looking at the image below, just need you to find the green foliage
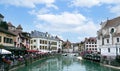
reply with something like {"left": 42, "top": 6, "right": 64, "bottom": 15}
{"left": 0, "top": 21, "right": 8, "bottom": 30}
{"left": 0, "top": 44, "right": 3, "bottom": 49}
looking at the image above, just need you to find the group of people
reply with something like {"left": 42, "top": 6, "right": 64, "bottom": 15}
{"left": 0, "top": 52, "right": 54, "bottom": 71}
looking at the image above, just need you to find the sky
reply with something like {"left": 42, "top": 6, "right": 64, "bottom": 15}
{"left": 0, "top": 0, "right": 120, "bottom": 43}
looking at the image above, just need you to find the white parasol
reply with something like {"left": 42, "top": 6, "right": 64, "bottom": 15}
{"left": 0, "top": 49, "right": 11, "bottom": 54}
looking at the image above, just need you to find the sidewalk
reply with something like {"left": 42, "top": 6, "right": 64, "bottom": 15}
{"left": 101, "top": 63, "right": 120, "bottom": 69}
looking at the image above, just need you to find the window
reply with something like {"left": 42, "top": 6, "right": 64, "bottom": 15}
{"left": 39, "top": 46, "right": 41, "bottom": 49}
{"left": 108, "top": 48, "right": 110, "bottom": 53}
{"left": 107, "top": 39, "right": 109, "bottom": 43}
{"left": 102, "top": 37, "right": 104, "bottom": 45}
{"left": 117, "top": 38, "right": 119, "bottom": 42}
{"left": 110, "top": 28, "right": 114, "bottom": 34}
{"left": 34, "top": 40, "right": 36, "bottom": 42}
{"left": 10, "top": 39, "right": 13, "bottom": 44}
{"left": 34, "top": 46, "right": 36, "bottom": 48}
{"left": 89, "top": 48, "right": 91, "bottom": 50}
{"left": 95, "top": 48, "right": 97, "bottom": 50}
{"left": 4, "top": 37, "right": 13, "bottom": 44}
{"left": 45, "top": 41, "right": 47, "bottom": 44}
{"left": 31, "top": 40, "right": 33, "bottom": 44}
{"left": 86, "top": 48, "right": 88, "bottom": 50}
{"left": 4, "top": 37, "right": 6, "bottom": 43}
{"left": 40, "top": 40, "right": 42, "bottom": 44}
{"left": 43, "top": 40, "right": 44, "bottom": 44}
{"left": 89, "top": 45, "right": 91, "bottom": 47}
{"left": 95, "top": 45, "right": 97, "bottom": 47}
{"left": 86, "top": 45, "right": 88, "bottom": 47}
{"left": 0, "top": 36, "right": 1, "bottom": 42}
{"left": 51, "top": 42, "right": 57, "bottom": 45}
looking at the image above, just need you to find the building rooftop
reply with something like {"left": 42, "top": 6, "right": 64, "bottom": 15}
{"left": 85, "top": 37, "right": 97, "bottom": 42}
{"left": 0, "top": 27, "right": 16, "bottom": 36}
{"left": 30, "top": 30, "right": 57, "bottom": 40}
{"left": 16, "top": 25, "right": 23, "bottom": 30}
{"left": 103, "top": 16, "right": 120, "bottom": 28}
{"left": 0, "top": 13, "right": 4, "bottom": 18}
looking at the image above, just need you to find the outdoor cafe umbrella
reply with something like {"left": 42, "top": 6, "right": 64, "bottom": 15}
{"left": 0, "top": 49, "right": 11, "bottom": 54}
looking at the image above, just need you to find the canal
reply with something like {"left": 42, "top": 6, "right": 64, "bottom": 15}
{"left": 15, "top": 54, "right": 119, "bottom": 71}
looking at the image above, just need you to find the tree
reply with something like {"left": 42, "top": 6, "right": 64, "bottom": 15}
{"left": 0, "top": 21, "right": 8, "bottom": 30}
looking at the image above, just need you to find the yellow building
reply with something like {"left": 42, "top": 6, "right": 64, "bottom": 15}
{"left": 0, "top": 27, "right": 15, "bottom": 47}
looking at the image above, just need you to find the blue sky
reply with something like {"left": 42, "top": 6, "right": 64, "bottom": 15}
{"left": 0, "top": 0, "right": 120, "bottom": 43}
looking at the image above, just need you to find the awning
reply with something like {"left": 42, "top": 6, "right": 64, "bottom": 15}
{"left": 3, "top": 46, "right": 26, "bottom": 51}
{"left": 0, "top": 49, "right": 11, "bottom": 54}
{"left": 27, "top": 50, "right": 39, "bottom": 52}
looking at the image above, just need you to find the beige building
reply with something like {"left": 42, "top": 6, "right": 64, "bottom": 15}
{"left": 0, "top": 27, "right": 15, "bottom": 47}
{"left": 8, "top": 23, "right": 31, "bottom": 49}
{"left": 62, "top": 40, "right": 73, "bottom": 52}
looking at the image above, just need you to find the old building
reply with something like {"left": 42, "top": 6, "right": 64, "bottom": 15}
{"left": 62, "top": 40, "right": 73, "bottom": 52}
{"left": 0, "top": 27, "right": 15, "bottom": 47}
{"left": 84, "top": 37, "right": 97, "bottom": 52}
{"left": 78, "top": 41, "right": 85, "bottom": 52}
{"left": 30, "top": 30, "right": 62, "bottom": 52}
{"left": 97, "top": 17, "right": 120, "bottom": 58}
{"left": 8, "top": 22, "right": 31, "bottom": 49}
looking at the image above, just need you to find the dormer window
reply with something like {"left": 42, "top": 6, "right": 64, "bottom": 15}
{"left": 110, "top": 28, "right": 114, "bottom": 34}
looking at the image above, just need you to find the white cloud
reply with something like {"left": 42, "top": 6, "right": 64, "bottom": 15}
{"left": 109, "top": 5, "right": 120, "bottom": 16}
{"left": 34, "top": 12, "right": 99, "bottom": 39}
{"left": 70, "top": 0, "right": 120, "bottom": 8}
{"left": 29, "top": 8, "right": 50, "bottom": 15}
{"left": 99, "top": 0, "right": 120, "bottom": 4}
{"left": 0, "top": 0, "right": 56, "bottom": 8}
{"left": 70, "top": 0, "right": 120, "bottom": 16}
{"left": 70, "top": 0, "right": 100, "bottom": 8}
{"left": 37, "top": 12, "right": 86, "bottom": 25}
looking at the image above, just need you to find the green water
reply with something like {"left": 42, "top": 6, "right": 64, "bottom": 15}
{"left": 16, "top": 55, "right": 120, "bottom": 71}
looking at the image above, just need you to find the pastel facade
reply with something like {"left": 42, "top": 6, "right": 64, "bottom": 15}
{"left": 84, "top": 37, "right": 97, "bottom": 52}
{"left": 8, "top": 22, "right": 31, "bottom": 49}
{"left": 0, "top": 28, "right": 15, "bottom": 47}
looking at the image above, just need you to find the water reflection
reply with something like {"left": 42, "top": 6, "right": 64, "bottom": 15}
{"left": 16, "top": 55, "right": 120, "bottom": 71}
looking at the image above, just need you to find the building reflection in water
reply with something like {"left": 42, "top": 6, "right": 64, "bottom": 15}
{"left": 16, "top": 55, "right": 120, "bottom": 71}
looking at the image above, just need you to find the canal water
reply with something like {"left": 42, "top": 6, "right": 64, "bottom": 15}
{"left": 16, "top": 55, "right": 119, "bottom": 71}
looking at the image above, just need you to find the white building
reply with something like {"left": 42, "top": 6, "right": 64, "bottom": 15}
{"left": 30, "top": 30, "right": 62, "bottom": 52}
{"left": 97, "top": 17, "right": 120, "bottom": 58}
{"left": 84, "top": 37, "right": 97, "bottom": 52}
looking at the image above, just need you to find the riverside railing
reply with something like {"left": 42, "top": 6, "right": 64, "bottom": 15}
{"left": 1, "top": 53, "right": 60, "bottom": 71}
